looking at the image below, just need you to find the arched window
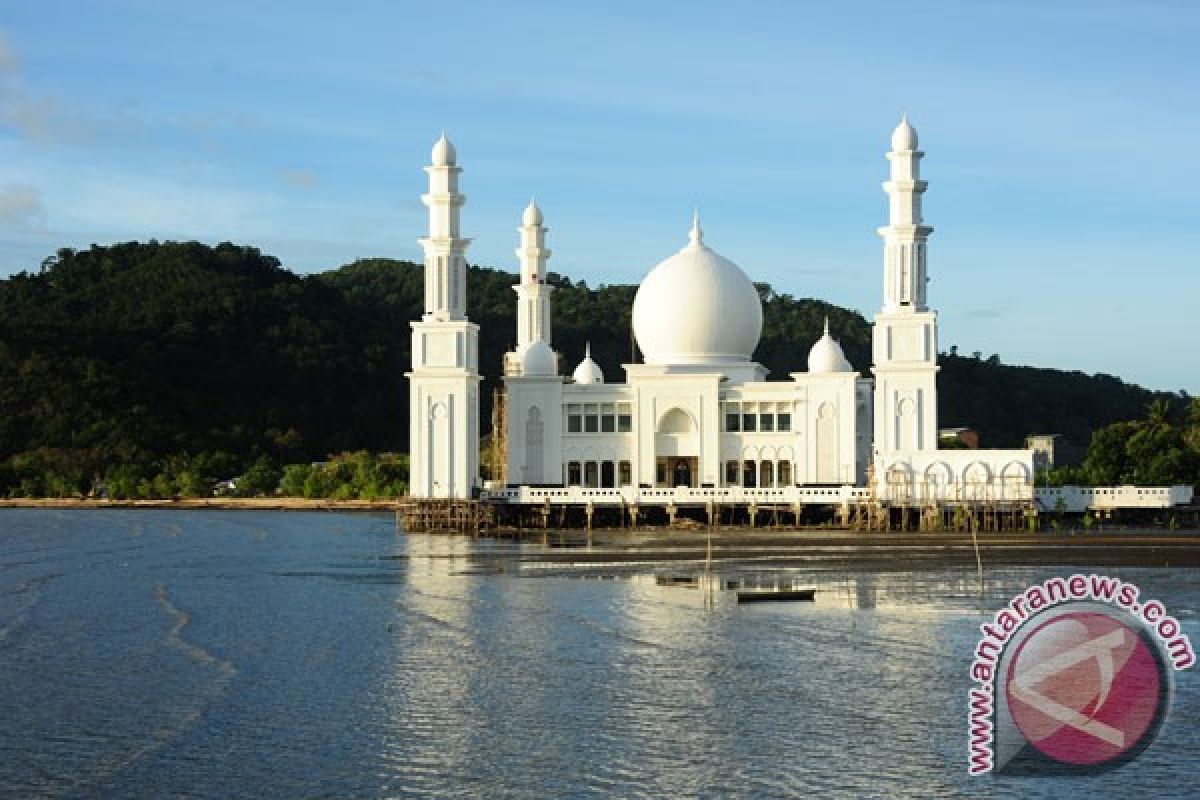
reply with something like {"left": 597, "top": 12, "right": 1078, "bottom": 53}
{"left": 658, "top": 408, "right": 694, "bottom": 434}
{"left": 760, "top": 460, "right": 774, "bottom": 488}
{"left": 777, "top": 461, "right": 792, "bottom": 487}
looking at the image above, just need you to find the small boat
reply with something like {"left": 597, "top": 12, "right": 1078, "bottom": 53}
{"left": 736, "top": 587, "right": 817, "bottom": 604}
{"left": 656, "top": 574, "right": 699, "bottom": 588}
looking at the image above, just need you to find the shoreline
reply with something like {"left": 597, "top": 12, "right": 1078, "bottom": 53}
{"left": 481, "top": 528, "right": 1200, "bottom": 569}
{"left": 3, "top": 498, "right": 1200, "bottom": 568}
{"left": 0, "top": 497, "right": 402, "bottom": 511}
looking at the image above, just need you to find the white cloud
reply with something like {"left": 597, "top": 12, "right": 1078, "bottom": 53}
{"left": 0, "top": 183, "right": 46, "bottom": 231}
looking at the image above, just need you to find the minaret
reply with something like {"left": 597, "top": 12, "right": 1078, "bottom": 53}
{"left": 502, "top": 201, "right": 563, "bottom": 488}
{"left": 505, "top": 200, "right": 555, "bottom": 374}
{"left": 420, "top": 133, "right": 469, "bottom": 320}
{"left": 872, "top": 116, "right": 939, "bottom": 456}
{"left": 407, "top": 133, "right": 481, "bottom": 498}
{"left": 880, "top": 114, "right": 932, "bottom": 311}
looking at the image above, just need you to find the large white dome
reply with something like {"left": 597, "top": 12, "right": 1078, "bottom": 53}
{"left": 632, "top": 217, "right": 762, "bottom": 366}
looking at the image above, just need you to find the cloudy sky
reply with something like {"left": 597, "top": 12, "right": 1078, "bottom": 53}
{"left": 1, "top": 0, "right": 1196, "bottom": 392}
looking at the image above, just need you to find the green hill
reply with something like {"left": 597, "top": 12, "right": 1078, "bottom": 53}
{"left": 0, "top": 240, "right": 1183, "bottom": 495}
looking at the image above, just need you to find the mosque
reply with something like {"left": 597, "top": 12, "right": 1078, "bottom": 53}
{"left": 406, "top": 118, "right": 1035, "bottom": 507}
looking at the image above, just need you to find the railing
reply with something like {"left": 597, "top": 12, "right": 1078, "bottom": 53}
{"left": 482, "top": 483, "right": 1194, "bottom": 510}
{"left": 483, "top": 485, "right": 871, "bottom": 506}
{"left": 1034, "top": 485, "right": 1194, "bottom": 512}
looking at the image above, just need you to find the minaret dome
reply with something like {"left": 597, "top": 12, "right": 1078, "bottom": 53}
{"left": 432, "top": 133, "right": 457, "bottom": 167}
{"left": 522, "top": 199, "right": 543, "bottom": 227}
{"left": 890, "top": 115, "right": 918, "bottom": 151}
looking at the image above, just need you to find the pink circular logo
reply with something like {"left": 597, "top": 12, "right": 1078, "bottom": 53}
{"left": 1005, "top": 611, "right": 1167, "bottom": 766}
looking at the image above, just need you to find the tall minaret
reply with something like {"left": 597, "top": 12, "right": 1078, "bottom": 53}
{"left": 407, "top": 133, "right": 481, "bottom": 498}
{"left": 872, "top": 116, "right": 939, "bottom": 456}
{"left": 505, "top": 200, "right": 555, "bottom": 374}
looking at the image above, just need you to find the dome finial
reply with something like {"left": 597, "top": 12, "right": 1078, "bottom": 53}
{"left": 688, "top": 208, "right": 704, "bottom": 248}
{"left": 585, "top": 340, "right": 591, "bottom": 357}
{"left": 823, "top": 316, "right": 830, "bottom": 335}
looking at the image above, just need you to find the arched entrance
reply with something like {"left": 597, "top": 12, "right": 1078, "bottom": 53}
{"left": 655, "top": 407, "right": 698, "bottom": 488}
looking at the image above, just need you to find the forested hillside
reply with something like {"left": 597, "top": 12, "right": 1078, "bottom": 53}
{"left": 0, "top": 240, "right": 1183, "bottom": 496}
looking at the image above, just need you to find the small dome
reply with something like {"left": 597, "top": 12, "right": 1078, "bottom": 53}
{"left": 431, "top": 132, "right": 456, "bottom": 166}
{"left": 891, "top": 115, "right": 918, "bottom": 151}
{"left": 631, "top": 214, "right": 763, "bottom": 366}
{"left": 522, "top": 199, "right": 543, "bottom": 227}
{"left": 572, "top": 342, "right": 604, "bottom": 385}
{"left": 518, "top": 340, "right": 556, "bottom": 376}
{"left": 808, "top": 318, "right": 853, "bottom": 373}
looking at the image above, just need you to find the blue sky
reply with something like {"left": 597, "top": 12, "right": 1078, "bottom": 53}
{"left": 1, "top": 0, "right": 1196, "bottom": 393}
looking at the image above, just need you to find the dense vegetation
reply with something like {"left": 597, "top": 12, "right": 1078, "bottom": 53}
{"left": 1046, "top": 399, "right": 1200, "bottom": 488}
{"left": 0, "top": 240, "right": 1189, "bottom": 497}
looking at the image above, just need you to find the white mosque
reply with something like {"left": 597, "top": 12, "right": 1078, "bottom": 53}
{"left": 407, "top": 118, "right": 1036, "bottom": 507}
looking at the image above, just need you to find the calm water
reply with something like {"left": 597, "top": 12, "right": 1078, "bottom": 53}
{"left": 0, "top": 510, "right": 1197, "bottom": 799}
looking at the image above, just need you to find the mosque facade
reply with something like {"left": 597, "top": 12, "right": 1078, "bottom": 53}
{"left": 407, "top": 120, "right": 1034, "bottom": 504}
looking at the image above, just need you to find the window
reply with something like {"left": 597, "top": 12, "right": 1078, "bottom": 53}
{"left": 760, "top": 460, "right": 774, "bottom": 488}
{"left": 742, "top": 411, "right": 757, "bottom": 432}
{"left": 778, "top": 460, "right": 792, "bottom": 486}
{"left": 566, "top": 404, "right": 582, "bottom": 433}
{"left": 724, "top": 402, "right": 740, "bottom": 432}
{"left": 617, "top": 403, "right": 633, "bottom": 433}
{"left": 656, "top": 459, "right": 668, "bottom": 486}
{"left": 777, "top": 411, "right": 792, "bottom": 432}
{"left": 584, "top": 461, "right": 599, "bottom": 488}
{"left": 760, "top": 411, "right": 775, "bottom": 432}
{"left": 743, "top": 460, "right": 757, "bottom": 488}
{"left": 725, "top": 460, "right": 740, "bottom": 486}
{"left": 601, "top": 461, "right": 615, "bottom": 488}
{"left": 618, "top": 461, "right": 632, "bottom": 487}
{"left": 567, "top": 461, "right": 582, "bottom": 485}
{"left": 601, "top": 403, "right": 616, "bottom": 433}
{"left": 584, "top": 403, "right": 599, "bottom": 433}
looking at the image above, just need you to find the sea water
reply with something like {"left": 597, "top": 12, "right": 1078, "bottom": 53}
{"left": 0, "top": 509, "right": 1196, "bottom": 798}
